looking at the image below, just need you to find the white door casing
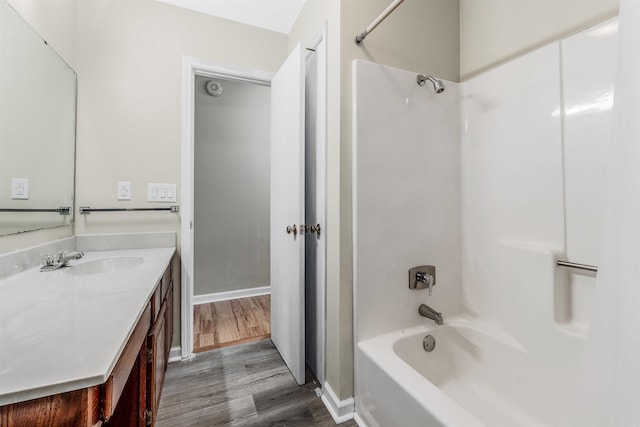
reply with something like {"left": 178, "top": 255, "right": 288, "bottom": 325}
{"left": 270, "top": 43, "right": 306, "bottom": 385}
{"left": 181, "top": 57, "right": 272, "bottom": 359}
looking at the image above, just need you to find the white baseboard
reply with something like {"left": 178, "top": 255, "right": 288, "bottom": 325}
{"left": 168, "top": 346, "right": 182, "bottom": 363}
{"left": 193, "top": 286, "right": 270, "bottom": 305}
{"left": 321, "top": 381, "right": 355, "bottom": 424}
{"left": 353, "top": 412, "right": 367, "bottom": 427}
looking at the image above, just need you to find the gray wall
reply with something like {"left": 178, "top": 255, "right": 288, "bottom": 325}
{"left": 194, "top": 76, "right": 270, "bottom": 296}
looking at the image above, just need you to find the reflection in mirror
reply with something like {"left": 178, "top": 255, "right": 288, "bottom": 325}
{"left": 0, "top": 0, "right": 76, "bottom": 236}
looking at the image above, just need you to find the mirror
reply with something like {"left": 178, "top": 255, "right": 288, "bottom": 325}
{"left": 0, "top": 0, "right": 76, "bottom": 236}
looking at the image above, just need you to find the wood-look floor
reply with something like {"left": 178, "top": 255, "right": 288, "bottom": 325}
{"left": 157, "top": 339, "right": 358, "bottom": 427}
{"left": 194, "top": 295, "right": 271, "bottom": 353}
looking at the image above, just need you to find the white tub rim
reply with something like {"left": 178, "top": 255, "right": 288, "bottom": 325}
{"left": 357, "top": 322, "right": 483, "bottom": 427}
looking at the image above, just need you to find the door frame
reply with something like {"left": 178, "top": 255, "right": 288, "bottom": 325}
{"left": 180, "top": 57, "right": 272, "bottom": 359}
{"left": 179, "top": 37, "right": 328, "bottom": 371}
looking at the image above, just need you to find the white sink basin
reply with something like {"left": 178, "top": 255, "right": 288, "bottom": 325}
{"left": 66, "top": 257, "right": 144, "bottom": 276}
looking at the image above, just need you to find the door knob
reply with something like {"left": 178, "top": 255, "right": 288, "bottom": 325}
{"left": 301, "top": 224, "right": 321, "bottom": 236}
{"left": 286, "top": 224, "right": 298, "bottom": 235}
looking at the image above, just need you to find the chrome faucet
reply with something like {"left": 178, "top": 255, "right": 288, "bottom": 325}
{"left": 41, "top": 250, "right": 84, "bottom": 271}
{"left": 418, "top": 304, "right": 444, "bottom": 326}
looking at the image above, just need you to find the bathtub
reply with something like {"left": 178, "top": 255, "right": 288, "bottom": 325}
{"left": 355, "top": 316, "right": 572, "bottom": 427}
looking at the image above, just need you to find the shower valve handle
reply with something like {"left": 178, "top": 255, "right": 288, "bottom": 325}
{"left": 409, "top": 266, "right": 437, "bottom": 294}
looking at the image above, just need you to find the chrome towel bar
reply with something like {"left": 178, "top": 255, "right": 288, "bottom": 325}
{"left": 557, "top": 260, "right": 598, "bottom": 273}
{"left": 0, "top": 207, "right": 71, "bottom": 215}
{"left": 79, "top": 206, "right": 179, "bottom": 215}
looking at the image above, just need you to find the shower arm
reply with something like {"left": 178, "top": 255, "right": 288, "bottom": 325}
{"left": 355, "top": 0, "right": 405, "bottom": 45}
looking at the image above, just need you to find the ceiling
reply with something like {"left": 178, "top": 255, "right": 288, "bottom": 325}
{"left": 156, "top": 0, "right": 306, "bottom": 34}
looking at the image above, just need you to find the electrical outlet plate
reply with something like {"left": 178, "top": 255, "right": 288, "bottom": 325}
{"left": 117, "top": 181, "right": 131, "bottom": 200}
{"left": 148, "top": 183, "right": 176, "bottom": 202}
{"left": 11, "top": 178, "right": 29, "bottom": 199}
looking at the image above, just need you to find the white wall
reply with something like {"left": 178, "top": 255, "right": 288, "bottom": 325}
{"left": 73, "top": 0, "right": 287, "bottom": 238}
{"left": 7, "top": 0, "right": 77, "bottom": 68}
{"left": 72, "top": 0, "right": 286, "bottom": 349}
{"left": 3, "top": 0, "right": 288, "bottom": 350}
{"left": 460, "top": 0, "right": 618, "bottom": 79}
{"left": 193, "top": 76, "right": 270, "bottom": 295}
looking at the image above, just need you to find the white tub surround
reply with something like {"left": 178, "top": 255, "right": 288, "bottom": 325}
{"left": 0, "top": 247, "right": 175, "bottom": 405}
{"left": 352, "top": 58, "right": 462, "bottom": 424}
{"left": 352, "top": 60, "right": 462, "bottom": 344}
{"left": 353, "top": 18, "right": 618, "bottom": 427}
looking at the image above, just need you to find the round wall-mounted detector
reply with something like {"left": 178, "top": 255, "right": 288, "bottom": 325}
{"left": 206, "top": 80, "right": 223, "bottom": 97}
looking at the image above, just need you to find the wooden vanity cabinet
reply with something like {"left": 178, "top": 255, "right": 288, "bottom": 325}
{"left": 103, "top": 258, "right": 174, "bottom": 427}
{"left": 0, "top": 258, "right": 174, "bottom": 427}
{"left": 102, "top": 303, "right": 151, "bottom": 426}
{"left": 146, "top": 262, "right": 173, "bottom": 426}
{"left": 0, "top": 387, "right": 101, "bottom": 426}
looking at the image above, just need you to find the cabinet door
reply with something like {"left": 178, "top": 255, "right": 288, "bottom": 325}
{"left": 147, "top": 303, "right": 167, "bottom": 425}
{"left": 164, "top": 284, "right": 173, "bottom": 362}
{"left": 103, "top": 344, "right": 146, "bottom": 427}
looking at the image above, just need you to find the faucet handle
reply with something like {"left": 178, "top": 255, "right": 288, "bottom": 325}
{"left": 42, "top": 254, "right": 55, "bottom": 267}
{"left": 409, "top": 265, "right": 436, "bottom": 292}
{"left": 416, "top": 272, "right": 434, "bottom": 295}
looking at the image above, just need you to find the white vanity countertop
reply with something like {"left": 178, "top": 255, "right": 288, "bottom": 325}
{"left": 0, "top": 247, "right": 175, "bottom": 406}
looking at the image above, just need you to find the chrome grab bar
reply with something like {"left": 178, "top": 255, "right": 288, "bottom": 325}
{"left": 557, "top": 260, "right": 598, "bottom": 273}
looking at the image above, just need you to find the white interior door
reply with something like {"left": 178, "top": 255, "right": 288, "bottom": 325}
{"left": 270, "top": 43, "right": 306, "bottom": 385}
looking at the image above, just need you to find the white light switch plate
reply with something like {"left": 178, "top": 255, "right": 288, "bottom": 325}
{"left": 117, "top": 181, "right": 131, "bottom": 200}
{"left": 11, "top": 178, "right": 29, "bottom": 199}
{"left": 148, "top": 183, "right": 176, "bottom": 202}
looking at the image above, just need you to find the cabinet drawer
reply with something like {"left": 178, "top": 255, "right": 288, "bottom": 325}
{"left": 100, "top": 303, "right": 151, "bottom": 422}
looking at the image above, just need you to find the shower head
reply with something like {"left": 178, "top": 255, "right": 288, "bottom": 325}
{"left": 417, "top": 74, "right": 445, "bottom": 93}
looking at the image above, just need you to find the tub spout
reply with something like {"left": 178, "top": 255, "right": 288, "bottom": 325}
{"left": 418, "top": 304, "right": 443, "bottom": 326}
